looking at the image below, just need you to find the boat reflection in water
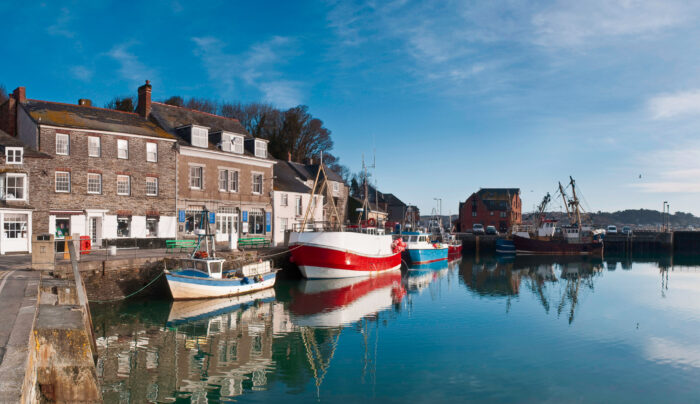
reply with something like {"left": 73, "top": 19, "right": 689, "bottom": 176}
{"left": 460, "top": 255, "right": 603, "bottom": 323}
{"left": 289, "top": 268, "right": 405, "bottom": 328}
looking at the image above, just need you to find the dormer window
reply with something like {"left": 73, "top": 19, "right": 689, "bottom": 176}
{"left": 220, "top": 132, "right": 244, "bottom": 154}
{"left": 5, "top": 147, "right": 23, "bottom": 164}
{"left": 191, "top": 126, "right": 209, "bottom": 148}
{"left": 255, "top": 140, "right": 267, "bottom": 158}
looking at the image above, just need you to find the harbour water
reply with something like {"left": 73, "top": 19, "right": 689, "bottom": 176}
{"left": 91, "top": 255, "right": 700, "bottom": 403}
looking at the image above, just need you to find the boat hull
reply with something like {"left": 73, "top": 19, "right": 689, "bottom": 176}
{"left": 406, "top": 247, "right": 448, "bottom": 265}
{"left": 165, "top": 271, "right": 276, "bottom": 300}
{"left": 512, "top": 235, "right": 603, "bottom": 256}
{"left": 496, "top": 238, "right": 516, "bottom": 254}
{"left": 289, "top": 232, "right": 401, "bottom": 279}
{"left": 448, "top": 244, "right": 462, "bottom": 260}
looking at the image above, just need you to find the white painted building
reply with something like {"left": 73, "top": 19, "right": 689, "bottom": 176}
{"left": 272, "top": 160, "right": 323, "bottom": 246}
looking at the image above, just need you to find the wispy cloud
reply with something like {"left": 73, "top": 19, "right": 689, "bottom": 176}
{"left": 46, "top": 7, "right": 74, "bottom": 38}
{"left": 106, "top": 42, "right": 155, "bottom": 86}
{"left": 70, "top": 66, "right": 93, "bottom": 82}
{"left": 192, "top": 36, "right": 303, "bottom": 107}
{"left": 629, "top": 143, "right": 700, "bottom": 193}
{"left": 645, "top": 337, "right": 700, "bottom": 368}
{"left": 648, "top": 90, "right": 700, "bottom": 119}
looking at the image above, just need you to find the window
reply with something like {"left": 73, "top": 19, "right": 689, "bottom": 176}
{"left": 146, "top": 143, "right": 157, "bottom": 162}
{"left": 117, "top": 175, "right": 130, "bottom": 195}
{"left": 295, "top": 196, "right": 302, "bottom": 216}
{"left": 281, "top": 193, "right": 288, "bottom": 206}
{"left": 252, "top": 173, "right": 263, "bottom": 194}
{"left": 1, "top": 174, "right": 26, "bottom": 200}
{"left": 500, "top": 212, "right": 506, "bottom": 218}
{"left": 117, "top": 139, "right": 129, "bottom": 159}
{"left": 191, "top": 127, "right": 208, "bottom": 148}
{"left": 117, "top": 217, "right": 131, "bottom": 238}
{"left": 54, "top": 218, "right": 70, "bottom": 239}
{"left": 189, "top": 166, "right": 203, "bottom": 189}
{"left": 219, "top": 170, "right": 228, "bottom": 191}
{"left": 56, "top": 133, "right": 69, "bottom": 155}
{"left": 249, "top": 209, "right": 265, "bottom": 235}
{"left": 5, "top": 147, "right": 22, "bottom": 164}
{"left": 146, "top": 177, "right": 158, "bottom": 196}
{"left": 87, "top": 173, "right": 102, "bottom": 194}
{"left": 229, "top": 170, "right": 238, "bottom": 192}
{"left": 88, "top": 137, "right": 100, "bottom": 157}
{"left": 55, "top": 171, "right": 70, "bottom": 193}
{"left": 146, "top": 218, "right": 158, "bottom": 237}
{"left": 232, "top": 136, "right": 244, "bottom": 154}
{"left": 472, "top": 211, "right": 477, "bottom": 217}
{"left": 254, "top": 140, "right": 267, "bottom": 158}
{"left": 490, "top": 211, "right": 494, "bottom": 216}
{"left": 280, "top": 218, "right": 288, "bottom": 232}
{"left": 333, "top": 182, "right": 339, "bottom": 192}
{"left": 4, "top": 214, "right": 28, "bottom": 239}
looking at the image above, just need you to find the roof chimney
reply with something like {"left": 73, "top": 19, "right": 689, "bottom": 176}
{"left": 137, "top": 80, "right": 152, "bottom": 118}
{"left": 0, "top": 87, "right": 25, "bottom": 136}
{"left": 12, "top": 87, "right": 26, "bottom": 104}
{"left": 78, "top": 99, "right": 92, "bottom": 107}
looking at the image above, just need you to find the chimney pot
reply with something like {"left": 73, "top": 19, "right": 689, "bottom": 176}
{"left": 12, "top": 87, "right": 26, "bottom": 103}
{"left": 137, "top": 80, "right": 152, "bottom": 118}
{"left": 78, "top": 99, "right": 92, "bottom": 107}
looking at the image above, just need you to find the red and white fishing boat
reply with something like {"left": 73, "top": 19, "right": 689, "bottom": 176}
{"left": 289, "top": 229, "right": 402, "bottom": 278}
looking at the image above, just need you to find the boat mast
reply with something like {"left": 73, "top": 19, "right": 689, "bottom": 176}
{"left": 535, "top": 193, "right": 551, "bottom": 229}
{"left": 558, "top": 182, "right": 573, "bottom": 224}
{"left": 569, "top": 176, "right": 582, "bottom": 229}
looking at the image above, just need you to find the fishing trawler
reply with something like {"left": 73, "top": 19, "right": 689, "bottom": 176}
{"left": 289, "top": 155, "right": 402, "bottom": 279}
{"left": 402, "top": 231, "right": 449, "bottom": 265}
{"left": 512, "top": 177, "right": 603, "bottom": 256}
{"left": 164, "top": 210, "right": 277, "bottom": 300}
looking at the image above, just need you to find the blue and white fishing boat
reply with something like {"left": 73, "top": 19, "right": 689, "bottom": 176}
{"left": 496, "top": 238, "right": 516, "bottom": 254}
{"left": 401, "top": 232, "right": 448, "bottom": 265}
{"left": 164, "top": 210, "right": 277, "bottom": 300}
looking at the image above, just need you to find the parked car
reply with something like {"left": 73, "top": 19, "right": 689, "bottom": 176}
{"left": 621, "top": 226, "right": 632, "bottom": 235}
{"left": 473, "top": 224, "right": 485, "bottom": 234}
{"left": 486, "top": 225, "right": 498, "bottom": 235}
{"left": 606, "top": 225, "right": 618, "bottom": 234}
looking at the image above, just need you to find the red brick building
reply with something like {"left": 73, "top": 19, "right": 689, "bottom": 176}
{"left": 459, "top": 188, "right": 521, "bottom": 233}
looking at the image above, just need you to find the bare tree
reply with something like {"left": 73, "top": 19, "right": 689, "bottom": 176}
{"left": 184, "top": 97, "right": 217, "bottom": 114}
{"left": 163, "top": 96, "right": 184, "bottom": 107}
{"left": 104, "top": 96, "right": 135, "bottom": 112}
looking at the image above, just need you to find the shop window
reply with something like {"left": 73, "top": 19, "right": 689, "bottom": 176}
{"left": 4, "top": 214, "right": 28, "bottom": 239}
{"left": 55, "top": 218, "right": 70, "bottom": 239}
{"left": 117, "top": 217, "right": 131, "bottom": 238}
{"left": 249, "top": 209, "right": 265, "bottom": 235}
{"left": 185, "top": 209, "right": 206, "bottom": 234}
{"left": 146, "top": 218, "right": 158, "bottom": 237}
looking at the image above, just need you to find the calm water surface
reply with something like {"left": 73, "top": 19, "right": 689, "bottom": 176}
{"left": 91, "top": 255, "right": 700, "bottom": 403}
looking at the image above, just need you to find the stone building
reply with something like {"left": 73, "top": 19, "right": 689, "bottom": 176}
{"left": 147, "top": 91, "right": 275, "bottom": 241}
{"left": 272, "top": 160, "right": 323, "bottom": 246}
{"left": 0, "top": 85, "right": 178, "bottom": 247}
{"left": 459, "top": 188, "right": 522, "bottom": 233}
{"left": 0, "top": 129, "right": 51, "bottom": 254}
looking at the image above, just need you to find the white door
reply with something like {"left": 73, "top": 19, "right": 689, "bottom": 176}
{"left": 216, "top": 214, "right": 239, "bottom": 242}
{"left": 3, "top": 213, "right": 29, "bottom": 253}
{"left": 89, "top": 217, "right": 102, "bottom": 245}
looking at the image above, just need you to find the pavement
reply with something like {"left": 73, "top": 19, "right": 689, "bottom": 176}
{"left": 0, "top": 268, "right": 39, "bottom": 371}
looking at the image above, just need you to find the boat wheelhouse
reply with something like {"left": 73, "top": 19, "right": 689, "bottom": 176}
{"left": 401, "top": 231, "right": 448, "bottom": 265}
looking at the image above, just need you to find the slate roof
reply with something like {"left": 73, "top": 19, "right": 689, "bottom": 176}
{"left": 22, "top": 100, "right": 175, "bottom": 140}
{"left": 273, "top": 160, "right": 313, "bottom": 194}
{"left": 287, "top": 161, "right": 345, "bottom": 184}
{"left": 476, "top": 188, "right": 520, "bottom": 200}
{"left": 0, "top": 128, "right": 50, "bottom": 158}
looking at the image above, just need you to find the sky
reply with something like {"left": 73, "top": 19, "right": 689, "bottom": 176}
{"left": 2, "top": 0, "right": 700, "bottom": 216}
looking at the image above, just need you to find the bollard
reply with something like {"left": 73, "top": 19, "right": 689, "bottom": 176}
{"left": 63, "top": 236, "right": 71, "bottom": 260}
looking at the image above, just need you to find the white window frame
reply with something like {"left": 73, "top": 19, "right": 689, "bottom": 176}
{"left": 189, "top": 166, "right": 203, "bottom": 190}
{"left": 281, "top": 193, "right": 288, "bottom": 206}
{"left": 117, "top": 139, "right": 129, "bottom": 159}
{"left": 88, "top": 136, "right": 101, "bottom": 157}
{"left": 280, "top": 218, "right": 288, "bottom": 232}
{"left": 252, "top": 173, "right": 263, "bottom": 194}
{"left": 55, "top": 171, "right": 71, "bottom": 193}
{"left": 146, "top": 142, "right": 157, "bottom": 162}
{"left": 87, "top": 173, "right": 102, "bottom": 194}
{"left": 146, "top": 177, "right": 158, "bottom": 196}
{"left": 56, "top": 133, "right": 69, "bottom": 155}
{"left": 295, "top": 196, "right": 303, "bottom": 216}
{"left": 232, "top": 135, "right": 244, "bottom": 154}
{"left": 3, "top": 173, "right": 27, "bottom": 201}
{"left": 5, "top": 147, "right": 23, "bottom": 164}
{"left": 191, "top": 126, "right": 209, "bottom": 148}
{"left": 117, "top": 175, "right": 131, "bottom": 196}
{"left": 254, "top": 140, "right": 267, "bottom": 158}
{"left": 219, "top": 169, "right": 228, "bottom": 192}
{"left": 229, "top": 170, "right": 238, "bottom": 192}
{"left": 146, "top": 218, "right": 158, "bottom": 237}
{"left": 117, "top": 217, "right": 131, "bottom": 238}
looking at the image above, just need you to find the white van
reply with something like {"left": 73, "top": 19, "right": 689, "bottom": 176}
{"left": 606, "top": 225, "right": 618, "bottom": 234}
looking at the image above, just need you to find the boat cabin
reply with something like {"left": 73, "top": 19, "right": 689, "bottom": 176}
{"left": 538, "top": 220, "right": 558, "bottom": 237}
{"left": 179, "top": 258, "right": 225, "bottom": 279}
{"left": 401, "top": 232, "right": 431, "bottom": 244}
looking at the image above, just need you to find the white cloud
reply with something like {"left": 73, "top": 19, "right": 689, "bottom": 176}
{"left": 70, "top": 66, "right": 93, "bottom": 82}
{"left": 645, "top": 337, "right": 700, "bottom": 368}
{"left": 648, "top": 90, "right": 700, "bottom": 119}
{"left": 47, "top": 7, "right": 74, "bottom": 38}
{"left": 106, "top": 43, "right": 155, "bottom": 85}
{"left": 628, "top": 143, "right": 700, "bottom": 193}
{"left": 532, "top": 0, "right": 691, "bottom": 48}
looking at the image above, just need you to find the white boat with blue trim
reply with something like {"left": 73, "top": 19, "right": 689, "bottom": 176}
{"left": 164, "top": 209, "right": 277, "bottom": 300}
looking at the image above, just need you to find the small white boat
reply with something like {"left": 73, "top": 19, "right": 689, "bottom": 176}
{"left": 167, "top": 288, "right": 276, "bottom": 326}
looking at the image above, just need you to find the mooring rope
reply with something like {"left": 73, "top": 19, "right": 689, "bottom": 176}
{"left": 89, "top": 271, "right": 165, "bottom": 304}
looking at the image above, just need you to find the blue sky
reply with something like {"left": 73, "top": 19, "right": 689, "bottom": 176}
{"left": 3, "top": 0, "right": 700, "bottom": 216}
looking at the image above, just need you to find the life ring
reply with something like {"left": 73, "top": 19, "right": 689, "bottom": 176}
{"left": 368, "top": 218, "right": 376, "bottom": 226}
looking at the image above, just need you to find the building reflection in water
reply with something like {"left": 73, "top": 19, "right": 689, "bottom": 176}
{"left": 92, "top": 268, "right": 407, "bottom": 402}
{"left": 460, "top": 255, "right": 604, "bottom": 323}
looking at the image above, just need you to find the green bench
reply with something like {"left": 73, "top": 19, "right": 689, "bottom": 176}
{"left": 237, "top": 237, "right": 270, "bottom": 248}
{"left": 165, "top": 239, "right": 198, "bottom": 253}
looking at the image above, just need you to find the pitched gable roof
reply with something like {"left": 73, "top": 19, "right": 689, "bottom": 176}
{"left": 23, "top": 100, "right": 175, "bottom": 139}
{"left": 273, "top": 160, "right": 313, "bottom": 193}
{"left": 150, "top": 102, "right": 250, "bottom": 137}
{"left": 0, "top": 128, "right": 50, "bottom": 158}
